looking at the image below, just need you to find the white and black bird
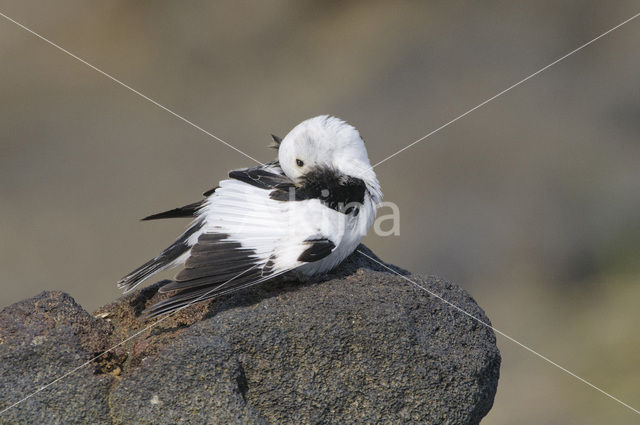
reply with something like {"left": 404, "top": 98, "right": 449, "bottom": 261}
{"left": 118, "top": 115, "right": 382, "bottom": 317}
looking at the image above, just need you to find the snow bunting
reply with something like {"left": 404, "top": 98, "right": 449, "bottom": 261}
{"left": 118, "top": 115, "right": 382, "bottom": 317}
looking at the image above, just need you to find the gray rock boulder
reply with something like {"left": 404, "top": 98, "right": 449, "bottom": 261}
{"left": 0, "top": 246, "right": 500, "bottom": 424}
{"left": 0, "top": 291, "right": 114, "bottom": 424}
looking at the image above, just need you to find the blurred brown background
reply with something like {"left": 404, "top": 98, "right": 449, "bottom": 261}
{"left": 1, "top": 1, "right": 639, "bottom": 423}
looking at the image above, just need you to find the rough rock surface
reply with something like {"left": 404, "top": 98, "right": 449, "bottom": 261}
{"left": 0, "top": 292, "right": 114, "bottom": 424}
{"left": 0, "top": 246, "right": 500, "bottom": 424}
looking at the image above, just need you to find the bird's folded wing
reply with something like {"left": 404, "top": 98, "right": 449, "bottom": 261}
{"left": 144, "top": 171, "right": 340, "bottom": 317}
{"left": 144, "top": 235, "right": 333, "bottom": 317}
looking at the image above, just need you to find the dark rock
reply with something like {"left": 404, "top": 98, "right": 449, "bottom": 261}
{"left": 109, "top": 334, "right": 267, "bottom": 424}
{"left": 0, "top": 246, "right": 500, "bottom": 424}
{"left": 0, "top": 291, "right": 114, "bottom": 424}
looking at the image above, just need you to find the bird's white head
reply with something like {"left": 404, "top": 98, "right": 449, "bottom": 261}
{"left": 278, "top": 115, "right": 382, "bottom": 203}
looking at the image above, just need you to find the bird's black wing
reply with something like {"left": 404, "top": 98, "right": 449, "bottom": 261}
{"left": 144, "top": 235, "right": 336, "bottom": 318}
{"left": 143, "top": 233, "right": 277, "bottom": 317}
{"left": 117, "top": 220, "right": 204, "bottom": 292}
{"left": 228, "top": 167, "right": 291, "bottom": 190}
{"left": 141, "top": 187, "right": 218, "bottom": 221}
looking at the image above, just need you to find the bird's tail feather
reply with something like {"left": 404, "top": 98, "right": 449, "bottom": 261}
{"left": 117, "top": 220, "right": 203, "bottom": 292}
{"left": 143, "top": 269, "right": 289, "bottom": 318}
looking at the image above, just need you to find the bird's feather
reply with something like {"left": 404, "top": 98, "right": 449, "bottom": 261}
{"left": 139, "top": 168, "right": 344, "bottom": 316}
{"left": 144, "top": 269, "right": 288, "bottom": 318}
{"left": 141, "top": 201, "right": 204, "bottom": 221}
{"left": 117, "top": 219, "right": 203, "bottom": 292}
{"left": 269, "top": 134, "right": 282, "bottom": 150}
{"left": 298, "top": 238, "right": 336, "bottom": 262}
{"left": 228, "top": 167, "right": 291, "bottom": 190}
{"left": 141, "top": 187, "right": 218, "bottom": 221}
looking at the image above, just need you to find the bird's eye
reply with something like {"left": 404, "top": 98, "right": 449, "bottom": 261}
{"left": 296, "top": 159, "right": 304, "bottom": 167}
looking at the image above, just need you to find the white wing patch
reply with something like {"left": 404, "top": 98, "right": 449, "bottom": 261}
{"left": 201, "top": 178, "right": 344, "bottom": 271}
